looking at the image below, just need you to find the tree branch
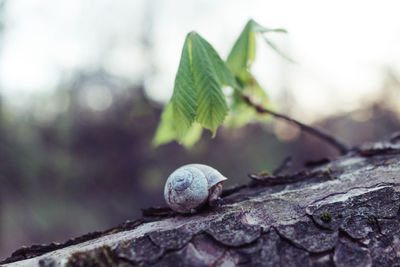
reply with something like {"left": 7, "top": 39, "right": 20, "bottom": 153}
{"left": 242, "top": 95, "right": 350, "bottom": 155}
{"left": 4, "top": 141, "right": 400, "bottom": 266}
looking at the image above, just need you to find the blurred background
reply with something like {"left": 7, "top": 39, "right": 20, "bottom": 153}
{"left": 1, "top": 0, "right": 400, "bottom": 260}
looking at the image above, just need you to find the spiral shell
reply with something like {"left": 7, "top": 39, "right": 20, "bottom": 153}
{"left": 164, "top": 164, "right": 227, "bottom": 213}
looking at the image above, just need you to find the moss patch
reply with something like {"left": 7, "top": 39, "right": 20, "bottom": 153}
{"left": 320, "top": 212, "right": 332, "bottom": 223}
{"left": 257, "top": 170, "right": 271, "bottom": 176}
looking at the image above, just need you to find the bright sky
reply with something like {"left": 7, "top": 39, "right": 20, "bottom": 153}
{"left": 1, "top": 0, "right": 400, "bottom": 121}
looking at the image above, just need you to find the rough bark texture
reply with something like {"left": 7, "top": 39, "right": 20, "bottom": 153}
{"left": 2, "top": 140, "right": 400, "bottom": 267}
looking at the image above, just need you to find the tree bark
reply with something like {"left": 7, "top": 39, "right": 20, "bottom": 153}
{"left": 2, "top": 140, "right": 400, "bottom": 267}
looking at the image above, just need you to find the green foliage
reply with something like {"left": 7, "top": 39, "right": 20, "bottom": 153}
{"left": 170, "top": 36, "right": 198, "bottom": 137}
{"left": 153, "top": 102, "right": 203, "bottom": 148}
{"left": 190, "top": 32, "right": 238, "bottom": 136}
{"left": 227, "top": 19, "right": 290, "bottom": 75}
{"left": 153, "top": 32, "right": 238, "bottom": 146}
{"left": 225, "top": 19, "right": 290, "bottom": 128}
{"left": 153, "top": 19, "right": 291, "bottom": 147}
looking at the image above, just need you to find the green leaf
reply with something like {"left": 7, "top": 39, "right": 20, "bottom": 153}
{"left": 170, "top": 35, "right": 197, "bottom": 137}
{"left": 227, "top": 19, "right": 292, "bottom": 78}
{"left": 195, "top": 34, "right": 239, "bottom": 89}
{"left": 190, "top": 32, "right": 230, "bottom": 136}
{"left": 226, "top": 20, "right": 256, "bottom": 77}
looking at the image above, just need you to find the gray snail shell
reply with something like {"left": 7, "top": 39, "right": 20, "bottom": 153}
{"left": 164, "top": 164, "right": 227, "bottom": 214}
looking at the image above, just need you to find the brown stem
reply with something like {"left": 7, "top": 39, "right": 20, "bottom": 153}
{"left": 242, "top": 95, "right": 349, "bottom": 155}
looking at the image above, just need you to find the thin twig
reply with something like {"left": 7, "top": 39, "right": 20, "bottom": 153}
{"left": 142, "top": 206, "right": 175, "bottom": 217}
{"left": 242, "top": 95, "right": 349, "bottom": 155}
{"left": 248, "top": 170, "right": 310, "bottom": 185}
{"left": 272, "top": 156, "right": 292, "bottom": 175}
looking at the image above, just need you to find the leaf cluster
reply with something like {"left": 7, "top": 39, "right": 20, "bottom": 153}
{"left": 153, "top": 19, "right": 291, "bottom": 147}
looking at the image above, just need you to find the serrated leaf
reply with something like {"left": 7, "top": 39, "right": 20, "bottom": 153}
{"left": 170, "top": 35, "right": 197, "bottom": 137}
{"left": 195, "top": 34, "right": 239, "bottom": 89}
{"left": 190, "top": 32, "right": 230, "bottom": 136}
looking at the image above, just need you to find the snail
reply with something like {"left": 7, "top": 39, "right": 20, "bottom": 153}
{"left": 164, "top": 164, "right": 228, "bottom": 214}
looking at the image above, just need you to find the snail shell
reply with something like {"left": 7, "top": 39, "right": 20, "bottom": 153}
{"left": 164, "top": 164, "right": 227, "bottom": 214}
